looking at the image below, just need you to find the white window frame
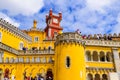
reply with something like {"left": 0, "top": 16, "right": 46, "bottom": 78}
{"left": 34, "top": 36, "right": 39, "bottom": 42}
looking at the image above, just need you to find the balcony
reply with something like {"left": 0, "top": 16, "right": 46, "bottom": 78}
{"left": 86, "top": 62, "right": 114, "bottom": 68}
{"left": 18, "top": 49, "right": 55, "bottom": 55}
{"left": 0, "top": 42, "right": 18, "bottom": 55}
{"left": 0, "top": 56, "right": 54, "bottom": 64}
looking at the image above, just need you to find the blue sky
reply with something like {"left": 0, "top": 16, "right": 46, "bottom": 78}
{"left": 0, "top": 0, "right": 120, "bottom": 35}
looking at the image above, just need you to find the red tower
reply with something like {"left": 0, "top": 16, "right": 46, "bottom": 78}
{"left": 44, "top": 9, "right": 63, "bottom": 39}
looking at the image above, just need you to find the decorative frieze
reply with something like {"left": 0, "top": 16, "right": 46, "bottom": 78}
{"left": 0, "top": 18, "right": 32, "bottom": 41}
{"left": 84, "top": 40, "right": 120, "bottom": 47}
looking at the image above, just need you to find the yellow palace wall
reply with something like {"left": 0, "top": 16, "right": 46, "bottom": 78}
{"left": 0, "top": 26, "right": 29, "bottom": 50}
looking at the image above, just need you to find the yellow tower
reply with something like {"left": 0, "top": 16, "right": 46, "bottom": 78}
{"left": 55, "top": 32, "right": 86, "bottom": 80}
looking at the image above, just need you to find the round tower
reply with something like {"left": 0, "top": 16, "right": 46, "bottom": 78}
{"left": 54, "top": 32, "right": 86, "bottom": 80}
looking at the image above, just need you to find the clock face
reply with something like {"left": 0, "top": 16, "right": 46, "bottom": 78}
{"left": 53, "top": 18, "right": 58, "bottom": 23}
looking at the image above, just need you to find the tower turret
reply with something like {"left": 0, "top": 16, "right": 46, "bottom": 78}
{"left": 54, "top": 32, "right": 86, "bottom": 80}
{"left": 31, "top": 20, "right": 37, "bottom": 30}
{"left": 44, "top": 9, "right": 63, "bottom": 39}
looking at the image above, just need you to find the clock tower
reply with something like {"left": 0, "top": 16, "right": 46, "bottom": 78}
{"left": 44, "top": 9, "right": 63, "bottom": 39}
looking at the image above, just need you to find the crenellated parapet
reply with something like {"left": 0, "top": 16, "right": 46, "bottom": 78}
{"left": 0, "top": 18, "right": 32, "bottom": 41}
{"left": 86, "top": 33, "right": 120, "bottom": 40}
{"left": 55, "top": 32, "right": 85, "bottom": 46}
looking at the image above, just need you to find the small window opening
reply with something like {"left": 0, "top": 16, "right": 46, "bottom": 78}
{"left": 66, "top": 56, "right": 70, "bottom": 68}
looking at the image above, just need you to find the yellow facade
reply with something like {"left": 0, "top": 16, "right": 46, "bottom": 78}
{"left": 0, "top": 11, "right": 120, "bottom": 80}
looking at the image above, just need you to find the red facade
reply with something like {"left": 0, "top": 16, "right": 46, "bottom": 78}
{"left": 44, "top": 9, "right": 63, "bottom": 39}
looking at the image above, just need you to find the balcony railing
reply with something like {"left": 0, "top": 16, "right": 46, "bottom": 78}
{"left": 18, "top": 49, "right": 55, "bottom": 55}
{"left": 0, "top": 42, "right": 18, "bottom": 55}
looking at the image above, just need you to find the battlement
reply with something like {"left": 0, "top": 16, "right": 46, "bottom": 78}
{"left": 83, "top": 33, "right": 120, "bottom": 41}
{"left": 55, "top": 32, "right": 84, "bottom": 46}
{"left": 0, "top": 18, "right": 32, "bottom": 41}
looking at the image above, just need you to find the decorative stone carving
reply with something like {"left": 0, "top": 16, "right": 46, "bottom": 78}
{"left": 55, "top": 32, "right": 84, "bottom": 46}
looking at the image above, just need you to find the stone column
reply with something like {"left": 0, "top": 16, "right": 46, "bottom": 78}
{"left": 112, "top": 48, "right": 120, "bottom": 72}
{"left": 105, "top": 53, "right": 107, "bottom": 62}
{"left": 98, "top": 54, "right": 100, "bottom": 62}
{"left": 91, "top": 53, "right": 93, "bottom": 61}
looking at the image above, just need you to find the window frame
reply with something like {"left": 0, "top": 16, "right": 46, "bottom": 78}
{"left": 34, "top": 36, "right": 39, "bottom": 42}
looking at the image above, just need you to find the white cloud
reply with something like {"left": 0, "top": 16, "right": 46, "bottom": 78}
{"left": 0, "top": 0, "right": 44, "bottom": 16}
{"left": 86, "top": 0, "right": 112, "bottom": 12}
{"left": 112, "top": 14, "right": 120, "bottom": 33}
{"left": 0, "top": 12, "right": 20, "bottom": 27}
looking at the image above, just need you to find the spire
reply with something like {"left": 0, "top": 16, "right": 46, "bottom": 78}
{"left": 33, "top": 20, "right": 37, "bottom": 28}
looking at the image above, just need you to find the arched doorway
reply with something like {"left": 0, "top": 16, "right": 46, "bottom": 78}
{"left": 94, "top": 74, "right": 100, "bottom": 80}
{"left": 0, "top": 69, "right": 2, "bottom": 80}
{"left": 46, "top": 69, "right": 53, "bottom": 80}
{"left": 87, "top": 73, "right": 93, "bottom": 80}
{"left": 4, "top": 68, "right": 9, "bottom": 80}
{"left": 102, "top": 74, "right": 108, "bottom": 80}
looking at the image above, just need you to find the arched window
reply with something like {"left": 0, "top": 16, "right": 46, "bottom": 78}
{"left": 66, "top": 56, "right": 70, "bottom": 68}
{"left": 0, "top": 32, "right": 2, "bottom": 42}
{"left": 5, "top": 57, "right": 9, "bottom": 63}
{"left": 19, "top": 57, "right": 24, "bottom": 62}
{"left": 93, "top": 51, "right": 98, "bottom": 61}
{"left": 95, "top": 74, "right": 100, "bottom": 80}
{"left": 48, "top": 46, "right": 52, "bottom": 50}
{"left": 102, "top": 74, "right": 108, "bottom": 80}
{"left": 106, "top": 52, "right": 112, "bottom": 62}
{"left": 10, "top": 57, "right": 14, "bottom": 63}
{"left": 86, "top": 51, "right": 91, "bottom": 61}
{"left": 35, "top": 57, "right": 40, "bottom": 63}
{"left": 100, "top": 51, "right": 105, "bottom": 62}
{"left": 34, "top": 36, "right": 39, "bottom": 42}
{"left": 26, "top": 57, "right": 30, "bottom": 63}
{"left": 87, "top": 73, "right": 93, "bottom": 80}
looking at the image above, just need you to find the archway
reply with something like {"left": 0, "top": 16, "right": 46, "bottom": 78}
{"left": 100, "top": 51, "right": 105, "bottom": 62}
{"left": 94, "top": 74, "right": 100, "bottom": 80}
{"left": 87, "top": 73, "right": 93, "bottom": 80}
{"left": 37, "top": 68, "right": 45, "bottom": 80}
{"left": 93, "top": 51, "right": 98, "bottom": 61}
{"left": 0, "top": 69, "right": 2, "bottom": 80}
{"left": 102, "top": 74, "right": 108, "bottom": 80}
{"left": 4, "top": 68, "right": 9, "bottom": 80}
{"left": 46, "top": 69, "right": 53, "bottom": 80}
{"left": 86, "top": 51, "right": 91, "bottom": 61}
{"left": 106, "top": 52, "right": 112, "bottom": 62}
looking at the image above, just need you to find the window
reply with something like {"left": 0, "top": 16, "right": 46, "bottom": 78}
{"left": 34, "top": 36, "right": 39, "bottom": 42}
{"left": 26, "top": 57, "right": 30, "bottom": 63}
{"left": 19, "top": 57, "right": 24, "bottom": 62}
{"left": 0, "top": 32, "right": 2, "bottom": 42}
{"left": 19, "top": 42, "right": 23, "bottom": 50}
{"left": 66, "top": 56, "right": 70, "bottom": 68}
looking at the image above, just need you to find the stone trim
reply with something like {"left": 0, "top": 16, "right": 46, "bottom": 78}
{"left": 0, "top": 42, "right": 18, "bottom": 55}
{"left": 0, "top": 18, "right": 32, "bottom": 41}
{"left": 84, "top": 40, "right": 120, "bottom": 47}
